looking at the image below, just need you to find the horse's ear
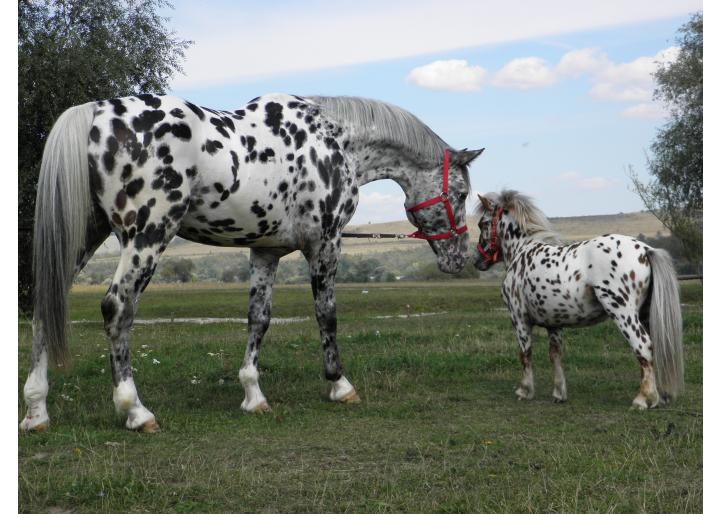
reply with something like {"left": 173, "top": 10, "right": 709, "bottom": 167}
{"left": 478, "top": 194, "right": 493, "bottom": 212}
{"left": 451, "top": 148, "right": 485, "bottom": 167}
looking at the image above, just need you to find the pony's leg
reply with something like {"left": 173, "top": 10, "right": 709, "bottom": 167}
{"left": 547, "top": 328, "right": 567, "bottom": 402}
{"left": 102, "top": 245, "right": 168, "bottom": 432}
{"left": 596, "top": 296, "right": 659, "bottom": 409}
{"left": 239, "top": 249, "right": 279, "bottom": 413}
{"left": 304, "top": 241, "right": 359, "bottom": 403}
{"left": 20, "top": 221, "right": 110, "bottom": 432}
{"left": 511, "top": 316, "right": 534, "bottom": 400}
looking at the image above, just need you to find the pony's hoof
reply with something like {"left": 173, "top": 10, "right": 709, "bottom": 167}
{"left": 139, "top": 418, "right": 160, "bottom": 433}
{"left": 552, "top": 397, "right": 567, "bottom": 404}
{"left": 338, "top": 389, "right": 361, "bottom": 404}
{"left": 515, "top": 388, "right": 534, "bottom": 401}
{"left": 631, "top": 398, "right": 649, "bottom": 410}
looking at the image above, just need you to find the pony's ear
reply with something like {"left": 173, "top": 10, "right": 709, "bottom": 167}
{"left": 478, "top": 194, "right": 493, "bottom": 212}
{"left": 451, "top": 148, "right": 484, "bottom": 167}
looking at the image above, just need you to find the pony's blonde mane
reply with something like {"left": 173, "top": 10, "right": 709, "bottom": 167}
{"left": 476, "top": 190, "right": 559, "bottom": 243}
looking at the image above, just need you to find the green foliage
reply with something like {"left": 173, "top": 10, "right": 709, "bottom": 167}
{"left": 631, "top": 13, "right": 703, "bottom": 270}
{"left": 18, "top": 0, "right": 191, "bottom": 313}
{"left": 636, "top": 232, "right": 699, "bottom": 275}
{"left": 158, "top": 258, "right": 195, "bottom": 283}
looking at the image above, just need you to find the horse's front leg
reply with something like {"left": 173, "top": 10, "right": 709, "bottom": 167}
{"left": 239, "top": 249, "right": 279, "bottom": 413}
{"left": 102, "top": 257, "right": 159, "bottom": 433}
{"left": 304, "top": 241, "right": 360, "bottom": 404}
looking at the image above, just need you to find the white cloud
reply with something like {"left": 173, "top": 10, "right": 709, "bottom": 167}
{"left": 555, "top": 48, "right": 610, "bottom": 78}
{"left": 492, "top": 57, "right": 556, "bottom": 89}
{"left": 621, "top": 103, "right": 666, "bottom": 119}
{"left": 169, "top": 0, "right": 699, "bottom": 89}
{"left": 557, "top": 172, "right": 620, "bottom": 190}
{"left": 410, "top": 45, "right": 678, "bottom": 105}
{"left": 588, "top": 47, "right": 679, "bottom": 102}
{"left": 406, "top": 60, "right": 487, "bottom": 92}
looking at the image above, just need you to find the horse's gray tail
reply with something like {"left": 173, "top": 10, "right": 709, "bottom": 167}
{"left": 647, "top": 248, "right": 684, "bottom": 399}
{"left": 33, "top": 102, "right": 96, "bottom": 366}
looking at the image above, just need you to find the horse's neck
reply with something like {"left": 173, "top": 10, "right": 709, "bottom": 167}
{"left": 347, "top": 143, "right": 421, "bottom": 190}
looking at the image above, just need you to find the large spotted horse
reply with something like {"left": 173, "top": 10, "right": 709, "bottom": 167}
{"left": 21, "top": 94, "right": 483, "bottom": 432}
{"left": 473, "top": 190, "right": 683, "bottom": 409}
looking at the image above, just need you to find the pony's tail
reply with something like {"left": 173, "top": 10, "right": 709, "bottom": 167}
{"left": 647, "top": 248, "right": 684, "bottom": 399}
{"left": 33, "top": 102, "right": 96, "bottom": 366}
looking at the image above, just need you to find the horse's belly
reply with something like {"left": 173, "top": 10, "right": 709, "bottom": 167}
{"left": 179, "top": 180, "right": 294, "bottom": 247}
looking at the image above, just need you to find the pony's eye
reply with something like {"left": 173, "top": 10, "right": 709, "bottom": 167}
{"left": 459, "top": 193, "right": 467, "bottom": 203}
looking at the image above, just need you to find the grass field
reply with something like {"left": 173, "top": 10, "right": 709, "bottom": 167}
{"left": 18, "top": 280, "right": 702, "bottom": 513}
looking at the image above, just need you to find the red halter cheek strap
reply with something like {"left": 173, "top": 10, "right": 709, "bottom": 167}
{"left": 406, "top": 149, "right": 468, "bottom": 241}
{"left": 477, "top": 207, "right": 504, "bottom": 264}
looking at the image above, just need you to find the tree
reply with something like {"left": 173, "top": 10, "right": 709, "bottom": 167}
{"left": 630, "top": 13, "right": 703, "bottom": 271}
{"left": 18, "top": 0, "right": 191, "bottom": 314}
{"left": 159, "top": 258, "right": 195, "bottom": 283}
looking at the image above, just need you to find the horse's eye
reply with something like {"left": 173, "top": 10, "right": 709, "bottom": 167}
{"left": 459, "top": 193, "right": 468, "bottom": 203}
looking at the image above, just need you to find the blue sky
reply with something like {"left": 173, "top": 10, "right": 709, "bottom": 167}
{"left": 165, "top": 0, "right": 701, "bottom": 223}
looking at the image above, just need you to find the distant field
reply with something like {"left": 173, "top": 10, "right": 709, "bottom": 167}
{"left": 19, "top": 280, "right": 701, "bottom": 513}
{"left": 90, "top": 210, "right": 668, "bottom": 261}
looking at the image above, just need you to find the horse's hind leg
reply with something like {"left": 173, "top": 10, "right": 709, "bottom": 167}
{"left": 20, "top": 321, "right": 50, "bottom": 432}
{"left": 238, "top": 249, "right": 279, "bottom": 413}
{"left": 595, "top": 292, "right": 659, "bottom": 409}
{"left": 547, "top": 328, "right": 567, "bottom": 402}
{"left": 20, "top": 217, "right": 110, "bottom": 432}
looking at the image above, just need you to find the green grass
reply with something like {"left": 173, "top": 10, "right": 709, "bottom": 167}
{"left": 19, "top": 280, "right": 702, "bottom": 513}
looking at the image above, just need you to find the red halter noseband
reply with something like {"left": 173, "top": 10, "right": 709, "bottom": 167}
{"left": 477, "top": 207, "right": 504, "bottom": 265}
{"left": 406, "top": 149, "right": 468, "bottom": 241}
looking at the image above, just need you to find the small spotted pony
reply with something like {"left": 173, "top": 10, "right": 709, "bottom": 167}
{"left": 473, "top": 190, "right": 683, "bottom": 409}
{"left": 21, "top": 93, "right": 483, "bottom": 432}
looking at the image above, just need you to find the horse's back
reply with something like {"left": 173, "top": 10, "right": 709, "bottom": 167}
{"left": 87, "top": 93, "right": 356, "bottom": 251}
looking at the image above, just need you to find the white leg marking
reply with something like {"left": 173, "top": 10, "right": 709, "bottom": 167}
{"left": 239, "top": 366, "right": 269, "bottom": 412}
{"left": 330, "top": 376, "right": 360, "bottom": 403}
{"left": 20, "top": 351, "right": 50, "bottom": 431}
{"left": 113, "top": 378, "right": 156, "bottom": 430}
{"left": 515, "top": 367, "right": 535, "bottom": 400}
{"left": 552, "top": 366, "right": 567, "bottom": 403}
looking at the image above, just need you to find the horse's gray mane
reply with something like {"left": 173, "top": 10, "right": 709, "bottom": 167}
{"left": 309, "top": 96, "right": 453, "bottom": 164}
{"left": 476, "top": 190, "right": 559, "bottom": 244}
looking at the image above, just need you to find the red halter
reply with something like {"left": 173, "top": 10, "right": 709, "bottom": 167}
{"left": 477, "top": 207, "right": 504, "bottom": 265}
{"left": 406, "top": 149, "right": 468, "bottom": 241}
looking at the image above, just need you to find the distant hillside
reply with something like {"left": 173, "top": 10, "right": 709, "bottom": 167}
{"left": 92, "top": 210, "right": 668, "bottom": 261}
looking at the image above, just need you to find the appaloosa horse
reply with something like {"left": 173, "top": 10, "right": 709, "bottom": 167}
{"left": 474, "top": 190, "right": 683, "bottom": 408}
{"left": 21, "top": 94, "right": 483, "bottom": 432}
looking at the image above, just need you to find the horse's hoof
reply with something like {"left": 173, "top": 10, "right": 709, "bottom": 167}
{"left": 338, "top": 389, "right": 361, "bottom": 404}
{"left": 553, "top": 397, "right": 567, "bottom": 404}
{"left": 250, "top": 401, "right": 271, "bottom": 413}
{"left": 20, "top": 420, "right": 49, "bottom": 433}
{"left": 139, "top": 418, "right": 160, "bottom": 433}
{"left": 19, "top": 416, "right": 50, "bottom": 433}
